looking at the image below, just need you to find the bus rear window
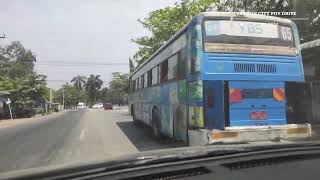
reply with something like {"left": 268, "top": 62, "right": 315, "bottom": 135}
{"left": 242, "top": 89, "right": 273, "bottom": 99}
{"left": 203, "top": 20, "right": 295, "bottom": 47}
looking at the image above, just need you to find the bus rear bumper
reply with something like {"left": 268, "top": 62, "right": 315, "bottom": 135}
{"left": 188, "top": 124, "right": 312, "bottom": 146}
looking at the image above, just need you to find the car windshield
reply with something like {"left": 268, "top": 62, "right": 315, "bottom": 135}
{"left": 0, "top": 0, "right": 319, "bottom": 177}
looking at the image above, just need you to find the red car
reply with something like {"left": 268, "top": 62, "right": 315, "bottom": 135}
{"left": 103, "top": 103, "right": 113, "bottom": 110}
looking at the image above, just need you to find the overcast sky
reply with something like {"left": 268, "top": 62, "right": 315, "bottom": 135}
{"left": 0, "top": 0, "right": 177, "bottom": 89}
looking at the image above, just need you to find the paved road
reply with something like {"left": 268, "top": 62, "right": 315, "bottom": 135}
{"left": 0, "top": 107, "right": 318, "bottom": 174}
{"left": 0, "top": 108, "right": 181, "bottom": 173}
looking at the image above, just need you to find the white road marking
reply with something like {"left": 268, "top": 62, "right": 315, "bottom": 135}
{"left": 80, "top": 129, "right": 86, "bottom": 141}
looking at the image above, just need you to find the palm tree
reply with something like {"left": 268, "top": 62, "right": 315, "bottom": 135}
{"left": 71, "top": 75, "right": 86, "bottom": 92}
{"left": 85, "top": 75, "right": 103, "bottom": 106}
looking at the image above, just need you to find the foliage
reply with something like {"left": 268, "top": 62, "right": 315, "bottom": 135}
{"left": 108, "top": 72, "right": 129, "bottom": 93}
{"left": 129, "top": 58, "right": 135, "bottom": 72}
{"left": 71, "top": 75, "right": 86, "bottom": 91}
{"left": 53, "top": 83, "right": 87, "bottom": 109}
{"left": 85, "top": 75, "right": 103, "bottom": 106}
{"left": 0, "top": 41, "right": 49, "bottom": 118}
{"left": 294, "top": 0, "right": 320, "bottom": 42}
{"left": 0, "top": 74, "right": 48, "bottom": 117}
{"left": 0, "top": 41, "right": 36, "bottom": 79}
{"left": 99, "top": 72, "right": 129, "bottom": 105}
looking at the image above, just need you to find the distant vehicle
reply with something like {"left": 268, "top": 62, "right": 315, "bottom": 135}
{"left": 77, "top": 102, "right": 86, "bottom": 110}
{"left": 103, "top": 103, "right": 113, "bottom": 110}
{"left": 92, "top": 103, "right": 103, "bottom": 109}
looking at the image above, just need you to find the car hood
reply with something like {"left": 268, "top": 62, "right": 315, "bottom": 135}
{"left": 1, "top": 141, "right": 320, "bottom": 179}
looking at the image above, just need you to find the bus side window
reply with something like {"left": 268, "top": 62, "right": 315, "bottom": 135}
{"left": 141, "top": 75, "right": 144, "bottom": 89}
{"left": 168, "top": 54, "right": 177, "bottom": 80}
{"left": 147, "top": 70, "right": 152, "bottom": 87}
{"left": 178, "top": 47, "right": 187, "bottom": 80}
{"left": 133, "top": 80, "right": 136, "bottom": 92}
{"left": 144, "top": 73, "right": 148, "bottom": 88}
{"left": 137, "top": 77, "right": 140, "bottom": 90}
{"left": 152, "top": 66, "right": 158, "bottom": 85}
{"left": 160, "top": 60, "right": 168, "bottom": 83}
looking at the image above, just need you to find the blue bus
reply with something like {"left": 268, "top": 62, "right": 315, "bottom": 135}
{"left": 129, "top": 12, "right": 309, "bottom": 144}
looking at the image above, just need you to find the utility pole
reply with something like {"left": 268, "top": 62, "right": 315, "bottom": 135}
{"left": 49, "top": 88, "right": 52, "bottom": 109}
{"left": 6, "top": 98, "right": 12, "bottom": 119}
{"left": 62, "top": 88, "right": 65, "bottom": 110}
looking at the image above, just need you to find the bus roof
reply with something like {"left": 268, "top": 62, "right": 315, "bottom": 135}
{"left": 130, "top": 12, "right": 295, "bottom": 77}
{"left": 199, "top": 12, "right": 293, "bottom": 24}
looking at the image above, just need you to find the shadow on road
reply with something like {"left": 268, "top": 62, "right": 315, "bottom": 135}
{"left": 116, "top": 121, "right": 186, "bottom": 152}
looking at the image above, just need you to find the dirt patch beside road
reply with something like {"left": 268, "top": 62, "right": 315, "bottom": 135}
{"left": 0, "top": 111, "right": 69, "bottom": 128}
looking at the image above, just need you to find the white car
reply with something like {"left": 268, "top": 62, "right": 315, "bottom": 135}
{"left": 92, "top": 103, "right": 103, "bottom": 109}
{"left": 77, "top": 102, "right": 87, "bottom": 110}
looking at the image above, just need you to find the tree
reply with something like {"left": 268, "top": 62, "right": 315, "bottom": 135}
{"left": 85, "top": 75, "right": 103, "bottom": 106}
{"left": 0, "top": 73, "right": 48, "bottom": 117}
{"left": 54, "top": 83, "right": 80, "bottom": 109}
{"left": 129, "top": 58, "right": 135, "bottom": 73}
{"left": 107, "top": 72, "right": 129, "bottom": 105}
{"left": 99, "top": 87, "right": 109, "bottom": 102}
{"left": 0, "top": 41, "right": 47, "bottom": 118}
{"left": 0, "top": 41, "right": 36, "bottom": 79}
{"left": 71, "top": 75, "right": 86, "bottom": 92}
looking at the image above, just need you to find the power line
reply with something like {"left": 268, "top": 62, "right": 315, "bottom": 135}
{"left": 36, "top": 62, "right": 128, "bottom": 66}
{"left": 46, "top": 79, "right": 110, "bottom": 82}
{"left": 35, "top": 60, "right": 129, "bottom": 66}
{"left": 46, "top": 80, "right": 69, "bottom": 82}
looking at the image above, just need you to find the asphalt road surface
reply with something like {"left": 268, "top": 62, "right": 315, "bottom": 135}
{"left": 0, "top": 107, "right": 319, "bottom": 174}
{"left": 0, "top": 107, "right": 181, "bottom": 173}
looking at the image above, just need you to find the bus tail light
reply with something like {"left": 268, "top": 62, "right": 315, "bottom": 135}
{"left": 229, "top": 88, "right": 242, "bottom": 103}
{"left": 273, "top": 88, "right": 285, "bottom": 101}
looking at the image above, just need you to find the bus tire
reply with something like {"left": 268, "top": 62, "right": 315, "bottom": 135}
{"left": 152, "top": 107, "right": 161, "bottom": 139}
{"left": 132, "top": 105, "right": 138, "bottom": 125}
{"left": 130, "top": 104, "right": 134, "bottom": 116}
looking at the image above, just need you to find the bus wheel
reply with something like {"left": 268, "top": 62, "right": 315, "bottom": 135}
{"left": 130, "top": 105, "right": 134, "bottom": 116}
{"left": 132, "top": 105, "right": 138, "bottom": 125}
{"left": 152, "top": 108, "right": 161, "bottom": 138}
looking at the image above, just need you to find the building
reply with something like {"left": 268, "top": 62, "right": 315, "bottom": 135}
{"left": 287, "top": 39, "right": 320, "bottom": 125}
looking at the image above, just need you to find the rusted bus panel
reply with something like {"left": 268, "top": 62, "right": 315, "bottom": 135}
{"left": 178, "top": 80, "right": 187, "bottom": 101}
{"left": 169, "top": 83, "right": 179, "bottom": 104}
{"left": 161, "top": 105, "right": 173, "bottom": 137}
{"left": 188, "top": 80, "right": 203, "bottom": 100}
{"left": 188, "top": 106, "right": 204, "bottom": 129}
{"left": 142, "top": 104, "right": 150, "bottom": 124}
{"left": 204, "top": 43, "right": 296, "bottom": 56}
{"left": 174, "top": 104, "right": 188, "bottom": 141}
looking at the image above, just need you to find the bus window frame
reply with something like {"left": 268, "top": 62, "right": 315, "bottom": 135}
{"left": 160, "top": 59, "right": 169, "bottom": 83}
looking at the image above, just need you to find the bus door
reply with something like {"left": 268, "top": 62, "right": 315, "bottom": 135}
{"left": 228, "top": 81, "right": 286, "bottom": 126}
{"left": 203, "top": 80, "right": 225, "bottom": 130}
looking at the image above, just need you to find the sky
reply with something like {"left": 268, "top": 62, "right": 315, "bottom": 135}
{"left": 0, "top": 0, "right": 177, "bottom": 89}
